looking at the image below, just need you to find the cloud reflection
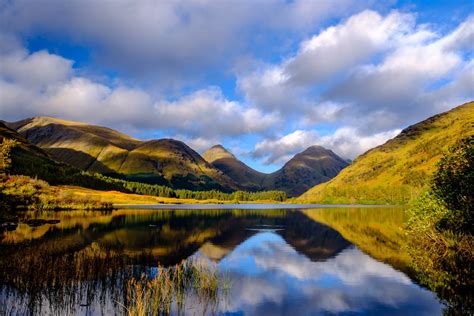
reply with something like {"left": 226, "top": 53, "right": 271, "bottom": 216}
{"left": 214, "top": 232, "right": 442, "bottom": 315}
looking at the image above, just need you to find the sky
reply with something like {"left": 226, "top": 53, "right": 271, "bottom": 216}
{"left": 0, "top": 0, "right": 473, "bottom": 173}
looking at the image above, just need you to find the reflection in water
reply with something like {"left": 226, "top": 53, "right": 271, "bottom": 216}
{"left": 0, "top": 208, "right": 445, "bottom": 315}
{"left": 215, "top": 233, "right": 441, "bottom": 315}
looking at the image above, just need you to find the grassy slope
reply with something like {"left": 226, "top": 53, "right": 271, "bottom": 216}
{"left": 1, "top": 176, "right": 112, "bottom": 213}
{"left": 299, "top": 102, "right": 474, "bottom": 204}
{"left": 9, "top": 117, "right": 237, "bottom": 191}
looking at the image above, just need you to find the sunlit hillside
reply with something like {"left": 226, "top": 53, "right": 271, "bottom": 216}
{"left": 299, "top": 101, "right": 474, "bottom": 204}
{"left": 8, "top": 117, "right": 237, "bottom": 191}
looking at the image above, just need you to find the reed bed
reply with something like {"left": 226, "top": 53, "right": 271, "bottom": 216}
{"left": 124, "top": 259, "right": 231, "bottom": 315}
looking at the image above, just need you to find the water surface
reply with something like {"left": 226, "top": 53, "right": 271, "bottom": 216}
{"left": 0, "top": 207, "right": 444, "bottom": 315}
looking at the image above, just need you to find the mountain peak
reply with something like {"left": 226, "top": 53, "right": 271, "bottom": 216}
{"left": 301, "top": 145, "right": 329, "bottom": 154}
{"left": 202, "top": 144, "right": 236, "bottom": 163}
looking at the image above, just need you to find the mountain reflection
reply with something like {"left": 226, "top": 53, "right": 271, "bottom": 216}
{"left": 0, "top": 208, "right": 443, "bottom": 315}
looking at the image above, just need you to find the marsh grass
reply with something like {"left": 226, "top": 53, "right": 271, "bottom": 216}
{"left": 124, "top": 259, "right": 230, "bottom": 315}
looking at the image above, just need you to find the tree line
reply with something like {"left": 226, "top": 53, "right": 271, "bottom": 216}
{"left": 95, "top": 174, "right": 287, "bottom": 201}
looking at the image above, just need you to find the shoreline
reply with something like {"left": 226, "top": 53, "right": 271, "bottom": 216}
{"left": 113, "top": 203, "right": 401, "bottom": 209}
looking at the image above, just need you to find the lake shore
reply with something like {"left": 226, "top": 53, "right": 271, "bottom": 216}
{"left": 59, "top": 186, "right": 402, "bottom": 208}
{"left": 113, "top": 203, "right": 398, "bottom": 209}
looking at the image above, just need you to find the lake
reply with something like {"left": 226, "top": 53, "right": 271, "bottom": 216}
{"left": 0, "top": 206, "right": 445, "bottom": 315}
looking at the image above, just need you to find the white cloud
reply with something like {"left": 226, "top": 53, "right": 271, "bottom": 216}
{"left": 0, "top": 45, "right": 279, "bottom": 143}
{"left": 253, "top": 128, "right": 400, "bottom": 164}
{"left": 253, "top": 130, "right": 320, "bottom": 164}
{"left": 237, "top": 10, "right": 432, "bottom": 111}
{"left": 0, "top": 5, "right": 472, "bottom": 169}
{"left": 154, "top": 88, "right": 280, "bottom": 138}
{"left": 0, "top": 49, "right": 72, "bottom": 88}
{"left": 284, "top": 10, "right": 429, "bottom": 85}
{"left": 325, "top": 15, "right": 474, "bottom": 130}
{"left": 238, "top": 12, "right": 473, "bottom": 149}
{"left": 320, "top": 128, "right": 401, "bottom": 159}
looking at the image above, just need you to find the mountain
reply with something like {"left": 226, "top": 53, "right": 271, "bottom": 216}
{"left": 0, "top": 121, "right": 50, "bottom": 160}
{"left": 299, "top": 101, "right": 474, "bottom": 204}
{"left": 202, "top": 145, "right": 266, "bottom": 191}
{"left": 7, "top": 117, "right": 238, "bottom": 191}
{"left": 263, "top": 146, "right": 349, "bottom": 196}
{"left": 6, "top": 116, "right": 348, "bottom": 195}
{"left": 0, "top": 121, "right": 129, "bottom": 191}
{"left": 203, "top": 144, "right": 348, "bottom": 196}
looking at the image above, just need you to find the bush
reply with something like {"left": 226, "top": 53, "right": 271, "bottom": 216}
{"left": 432, "top": 136, "right": 473, "bottom": 233}
{"left": 406, "top": 137, "right": 474, "bottom": 314}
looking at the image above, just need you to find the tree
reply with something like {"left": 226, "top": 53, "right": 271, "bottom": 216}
{"left": 432, "top": 136, "right": 473, "bottom": 234}
{"left": 0, "top": 138, "right": 18, "bottom": 174}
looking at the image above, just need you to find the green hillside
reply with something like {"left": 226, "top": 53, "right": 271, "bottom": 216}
{"left": 299, "top": 101, "right": 474, "bottom": 204}
{"left": 7, "top": 117, "right": 238, "bottom": 191}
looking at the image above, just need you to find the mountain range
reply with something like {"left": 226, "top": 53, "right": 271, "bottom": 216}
{"left": 299, "top": 101, "right": 474, "bottom": 204}
{"left": 203, "top": 144, "right": 348, "bottom": 196}
{"left": 2, "top": 101, "right": 472, "bottom": 202}
{"left": 3, "top": 116, "right": 348, "bottom": 196}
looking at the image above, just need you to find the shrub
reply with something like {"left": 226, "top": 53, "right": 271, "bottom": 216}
{"left": 432, "top": 136, "right": 473, "bottom": 233}
{"left": 406, "top": 137, "right": 474, "bottom": 314}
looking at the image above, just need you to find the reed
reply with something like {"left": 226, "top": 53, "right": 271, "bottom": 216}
{"left": 124, "top": 259, "right": 230, "bottom": 315}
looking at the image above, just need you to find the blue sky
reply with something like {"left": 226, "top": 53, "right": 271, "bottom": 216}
{"left": 0, "top": 0, "right": 473, "bottom": 172}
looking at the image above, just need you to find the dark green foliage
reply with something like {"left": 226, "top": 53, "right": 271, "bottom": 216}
{"left": 94, "top": 174, "right": 287, "bottom": 201}
{"left": 9, "top": 147, "right": 127, "bottom": 192}
{"left": 432, "top": 136, "right": 473, "bottom": 234}
{"left": 406, "top": 137, "right": 474, "bottom": 314}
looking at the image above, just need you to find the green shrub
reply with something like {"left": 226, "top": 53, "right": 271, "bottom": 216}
{"left": 432, "top": 136, "right": 473, "bottom": 233}
{"left": 406, "top": 137, "right": 473, "bottom": 314}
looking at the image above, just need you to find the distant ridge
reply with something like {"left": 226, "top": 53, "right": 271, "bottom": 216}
{"left": 203, "top": 144, "right": 348, "bottom": 196}
{"left": 203, "top": 145, "right": 266, "bottom": 191}
{"left": 263, "top": 145, "right": 349, "bottom": 196}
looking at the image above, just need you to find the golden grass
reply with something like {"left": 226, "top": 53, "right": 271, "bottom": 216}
{"left": 57, "top": 185, "right": 282, "bottom": 205}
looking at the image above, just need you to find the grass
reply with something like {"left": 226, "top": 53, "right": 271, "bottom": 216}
{"left": 57, "top": 185, "right": 284, "bottom": 205}
{"left": 124, "top": 259, "right": 230, "bottom": 316}
{"left": 0, "top": 175, "right": 112, "bottom": 214}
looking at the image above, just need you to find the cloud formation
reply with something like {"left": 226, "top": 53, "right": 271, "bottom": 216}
{"left": 0, "top": 0, "right": 363, "bottom": 84}
{"left": 0, "top": 45, "right": 278, "bottom": 139}
{"left": 253, "top": 128, "right": 401, "bottom": 164}
{"left": 0, "top": 2, "right": 473, "bottom": 169}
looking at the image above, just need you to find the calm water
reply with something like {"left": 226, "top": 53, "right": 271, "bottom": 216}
{"left": 0, "top": 207, "right": 444, "bottom": 315}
